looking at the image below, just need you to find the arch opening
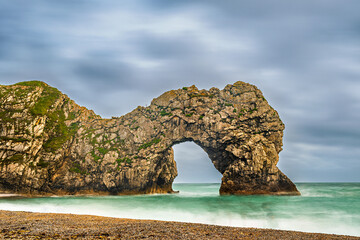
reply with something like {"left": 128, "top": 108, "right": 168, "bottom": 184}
{"left": 172, "top": 141, "right": 222, "bottom": 185}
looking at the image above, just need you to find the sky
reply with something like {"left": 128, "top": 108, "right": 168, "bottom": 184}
{"left": 0, "top": 0, "right": 359, "bottom": 182}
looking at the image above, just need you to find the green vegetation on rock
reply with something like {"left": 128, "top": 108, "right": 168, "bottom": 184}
{"left": 116, "top": 157, "right": 132, "bottom": 165}
{"left": 69, "top": 162, "right": 87, "bottom": 175}
{"left": 97, "top": 147, "right": 109, "bottom": 155}
{"left": 160, "top": 110, "right": 172, "bottom": 116}
{"left": 90, "top": 150, "right": 101, "bottom": 162}
{"left": 37, "top": 159, "right": 49, "bottom": 168}
{"left": 0, "top": 136, "right": 28, "bottom": 142}
{"left": 138, "top": 138, "right": 161, "bottom": 150}
{"left": 15, "top": 81, "right": 62, "bottom": 116}
{"left": 249, "top": 108, "right": 258, "bottom": 114}
{"left": 43, "top": 110, "right": 79, "bottom": 152}
{"left": 4, "top": 154, "right": 23, "bottom": 164}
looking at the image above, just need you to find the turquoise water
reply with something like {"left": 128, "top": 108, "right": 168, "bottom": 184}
{"left": 0, "top": 183, "right": 359, "bottom": 236}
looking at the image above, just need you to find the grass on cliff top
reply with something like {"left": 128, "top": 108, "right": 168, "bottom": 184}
{"left": 15, "top": 80, "right": 49, "bottom": 88}
{"left": 12, "top": 81, "right": 79, "bottom": 152}
{"left": 15, "top": 81, "right": 62, "bottom": 116}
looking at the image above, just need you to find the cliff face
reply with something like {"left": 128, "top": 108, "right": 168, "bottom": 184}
{"left": 0, "top": 81, "right": 299, "bottom": 195}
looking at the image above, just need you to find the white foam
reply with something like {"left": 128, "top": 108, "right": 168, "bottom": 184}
{"left": 0, "top": 194, "right": 21, "bottom": 198}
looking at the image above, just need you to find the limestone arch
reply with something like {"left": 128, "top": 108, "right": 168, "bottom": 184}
{"left": 134, "top": 83, "right": 300, "bottom": 195}
{"left": 0, "top": 81, "right": 300, "bottom": 196}
{"left": 60, "top": 81, "right": 300, "bottom": 195}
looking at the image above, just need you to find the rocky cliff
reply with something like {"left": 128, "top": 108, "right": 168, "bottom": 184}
{"left": 0, "top": 81, "right": 299, "bottom": 195}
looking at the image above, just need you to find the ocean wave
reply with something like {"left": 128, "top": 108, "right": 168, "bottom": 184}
{"left": 0, "top": 183, "right": 359, "bottom": 237}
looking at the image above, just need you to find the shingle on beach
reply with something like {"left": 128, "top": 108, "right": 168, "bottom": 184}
{"left": 0, "top": 210, "right": 358, "bottom": 239}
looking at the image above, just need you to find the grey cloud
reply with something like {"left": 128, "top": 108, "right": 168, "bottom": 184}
{"left": 73, "top": 61, "right": 136, "bottom": 91}
{"left": 0, "top": 0, "right": 359, "bottom": 182}
{"left": 132, "top": 33, "right": 197, "bottom": 60}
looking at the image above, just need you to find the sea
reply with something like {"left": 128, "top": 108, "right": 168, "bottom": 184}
{"left": 0, "top": 183, "right": 359, "bottom": 237}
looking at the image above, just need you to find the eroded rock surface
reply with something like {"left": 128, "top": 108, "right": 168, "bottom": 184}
{"left": 0, "top": 81, "right": 299, "bottom": 195}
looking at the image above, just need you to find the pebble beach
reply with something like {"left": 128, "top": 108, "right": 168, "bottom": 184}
{"left": 0, "top": 210, "right": 358, "bottom": 239}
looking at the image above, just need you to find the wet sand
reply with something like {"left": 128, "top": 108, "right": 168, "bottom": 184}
{"left": 0, "top": 210, "right": 358, "bottom": 239}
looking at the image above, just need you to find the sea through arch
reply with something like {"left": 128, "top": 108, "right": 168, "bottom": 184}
{"left": 172, "top": 141, "right": 222, "bottom": 181}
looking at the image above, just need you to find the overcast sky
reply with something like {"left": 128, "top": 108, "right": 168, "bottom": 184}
{"left": 1, "top": 0, "right": 359, "bottom": 182}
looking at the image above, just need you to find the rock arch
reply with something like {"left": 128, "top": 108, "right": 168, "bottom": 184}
{"left": 0, "top": 81, "right": 299, "bottom": 195}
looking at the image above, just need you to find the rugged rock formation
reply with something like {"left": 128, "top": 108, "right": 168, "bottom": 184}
{"left": 0, "top": 81, "right": 299, "bottom": 195}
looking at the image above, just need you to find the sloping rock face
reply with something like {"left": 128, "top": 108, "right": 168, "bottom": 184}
{"left": 0, "top": 81, "right": 299, "bottom": 195}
